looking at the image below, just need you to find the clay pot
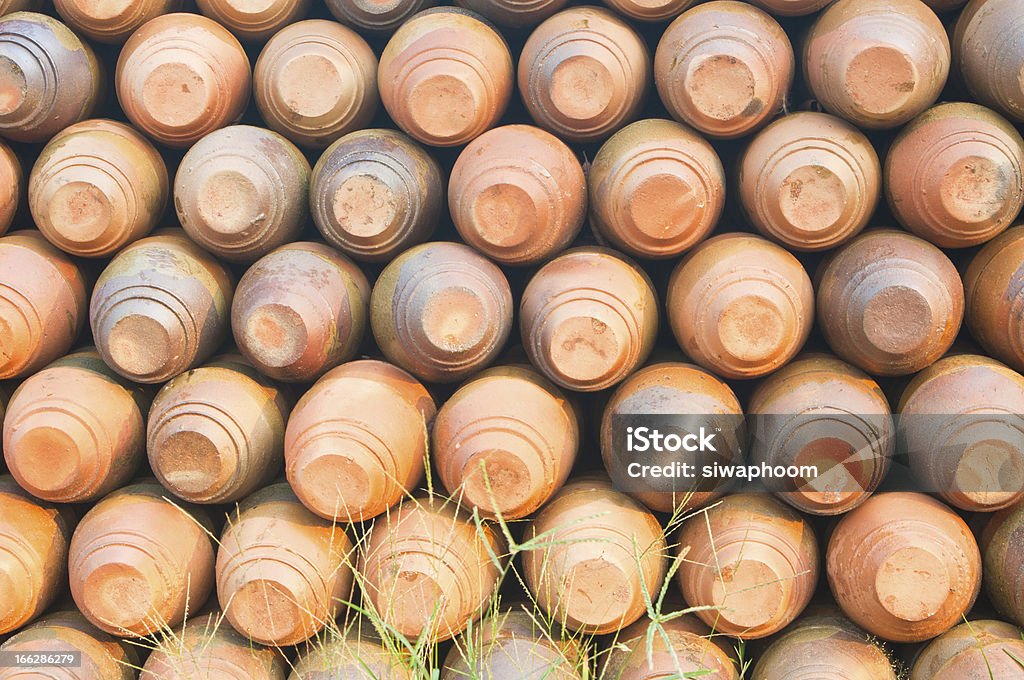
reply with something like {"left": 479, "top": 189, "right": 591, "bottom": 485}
{"left": 966, "top": 226, "right": 1024, "bottom": 372}
{"left": 285, "top": 360, "right": 436, "bottom": 522}
{"left": 141, "top": 612, "right": 285, "bottom": 679}
{"left": 254, "top": 20, "right": 377, "bottom": 150}
{"left": 523, "top": 477, "right": 667, "bottom": 635}
{"left": 90, "top": 230, "right": 234, "bottom": 384}
{"left": 371, "top": 242, "right": 513, "bottom": 383}
{"left": 148, "top": 355, "right": 290, "bottom": 504}
{"left": 0, "top": 477, "right": 71, "bottom": 636}
{"left": 196, "top": 0, "right": 306, "bottom": 41}
{"left": 817, "top": 230, "right": 964, "bottom": 376}
{"left": 0, "top": 13, "right": 103, "bottom": 143}
{"left": 954, "top": 0, "right": 1024, "bottom": 123}
{"left": 519, "top": 6, "right": 649, "bottom": 143}
{"left": 668, "top": 233, "right": 814, "bottom": 380}
{"left": 0, "top": 142, "right": 20, "bottom": 237}
{"left": 379, "top": 8, "right": 513, "bottom": 147}
{"left": 116, "top": 13, "right": 251, "bottom": 148}
{"left": 521, "top": 247, "right": 658, "bottom": 392}
{"left": 69, "top": 481, "right": 215, "bottom": 638}
{"left": 826, "top": 492, "right": 981, "bottom": 643}
{"left": 911, "top": 619, "right": 1024, "bottom": 679}
{"left": 603, "top": 0, "right": 694, "bottom": 21}
{"left": 599, "top": 362, "right": 744, "bottom": 514}
{"left": 804, "top": 0, "right": 949, "bottom": 130}
{"left": 743, "top": 0, "right": 830, "bottom": 15}
{"left": 449, "top": 125, "right": 586, "bottom": 266}
{"left": 655, "top": 2, "right": 792, "bottom": 139}
{"left": 433, "top": 364, "right": 578, "bottom": 519}
{"left": 325, "top": 0, "right": 434, "bottom": 33}
{"left": 677, "top": 493, "right": 818, "bottom": 639}
{"left": 359, "top": 497, "right": 505, "bottom": 643}
{"left": 232, "top": 242, "right": 370, "bottom": 382}
{"left": 175, "top": 125, "right": 310, "bottom": 263}
{"left": 217, "top": 484, "right": 354, "bottom": 646}
{"left": 54, "top": 0, "right": 181, "bottom": 43}
{"left": 0, "top": 611, "right": 136, "bottom": 680}
{"left": 602, "top": 616, "right": 738, "bottom": 680}
{"left": 983, "top": 502, "right": 1024, "bottom": 626}
{"left": 30, "top": 119, "right": 169, "bottom": 258}
{"left": 4, "top": 349, "right": 150, "bottom": 504}
{"left": 455, "top": 0, "right": 566, "bottom": 28}
{"left": 886, "top": 103, "right": 1024, "bottom": 248}
{"left": 0, "top": 231, "right": 88, "bottom": 380}
{"left": 311, "top": 129, "right": 443, "bottom": 261}
{"left": 289, "top": 634, "right": 413, "bottom": 679}
{"left": 739, "top": 112, "right": 881, "bottom": 252}
{"left": 589, "top": 119, "right": 725, "bottom": 259}
{"left": 748, "top": 355, "right": 893, "bottom": 515}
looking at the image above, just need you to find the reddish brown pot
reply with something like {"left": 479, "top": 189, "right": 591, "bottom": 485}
{"left": 0, "top": 142, "right": 20, "bottom": 237}
{"left": 911, "top": 619, "right": 1024, "bottom": 679}
{"left": 196, "top": 0, "right": 307, "bottom": 41}
{"left": 983, "top": 502, "right": 1024, "bottom": 627}
{"left": 217, "top": 484, "right": 354, "bottom": 647}
{"left": 954, "top": 0, "right": 1024, "bottom": 123}
{"left": 289, "top": 634, "right": 413, "bottom": 679}
{"left": 285, "top": 360, "right": 436, "bottom": 522}
{"left": 148, "top": 355, "right": 290, "bottom": 504}
{"left": 90, "top": 230, "right": 234, "bottom": 384}
{"left": 141, "top": 612, "right": 285, "bottom": 679}
{"left": 30, "top": 119, "right": 169, "bottom": 258}
{"left": 455, "top": 0, "right": 566, "bottom": 27}
{"left": 655, "top": 2, "right": 792, "bottom": 139}
{"left": 739, "top": 112, "right": 881, "bottom": 252}
{"left": 523, "top": 477, "right": 667, "bottom": 635}
{"left": 677, "top": 493, "right": 818, "bottom": 639}
{"left": 602, "top": 617, "right": 738, "bottom": 680}
{"left": 311, "top": 129, "right": 443, "bottom": 262}
{"left": 54, "top": 0, "right": 181, "bottom": 43}
{"left": 0, "top": 13, "right": 103, "bottom": 143}
{"left": 175, "top": 125, "right": 310, "bottom": 263}
{"left": 4, "top": 349, "right": 150, "bottom": 503}
{"left": 520, "top": 6, "right": 648, "bottom": 143}
{"left": 0, "top": 231, "right": 87, "bottom": 380}
{"left": 325, "top": 0, "right": 434, "bottom": 33}
{"left": 817, "top": 229, "right": 963, "bottom": 376}
{"left": 433, "top": 364, "right": 578, "bottom": 519}
{"left": 600, "top": 361, "right": 744, "bottom": 513}
{"left": 254, "top": 20, "right": 378, "bottom": 150}
{"left": 965, "top": 226, "right": 1024, "bottom": 372}
{"left": 232, "top": 242, "right": 369, "bottom": 382}
{"left": 668, "top": 233, "right": 813, "bottom": 379}
{"left": 748, "top": 355, "right": 893, "bottom": 515}
{"left": 589, "top": 118, "right": 724, "bottom": 259}
{"left": 372, "top": 241, "right": 513, "bottom": 383}
{"left": 359, "top": 497, "right": 505, "bottom": 643}
{"left": 521, "top": 247, "right": 658, "bottom": 392}
{"left": 827, "top": 492, "right": 981, "bottom": 643}
{"left": 379, "top": 8, "right": 513, "bottom": 147}
{"left": 886, "top": 103, "right": 1024, "bottom": 248}
{"left": 0, "top": 611, "right": 136, "bottom": 680}
{"left": 116, "top": 13, "right": 251, "bottom": 148}
{"left": 744, "top": 0, "right": 830, "bottom": 15}
{"left": 0, "top": 477, "right": 71, "bottom": 636}
{"left": 804, "top": 0, "right": 949, "bottom": 130}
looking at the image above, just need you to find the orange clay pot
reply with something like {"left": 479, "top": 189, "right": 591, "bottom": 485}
{"left": 455, "top": 0, "right": 566, "bottom": 27}
{"left": 141, "top": 612, "right": 285, "bottom": 679}
{"left": 954, "top": 0, "right": 1024, "bottom": 123}
{"left": 964, "top": 225, "right": 1024, "bottom": 372}
{"left": 0, "top": 142, "right": 20, "bottom": 237}
{"left": 911, "top": 619, "right": 1024, "bottom": 680}
{"left": 982, "top": 502, "right": 1024, "bottom": 627}
{"left": 196, "top": 0, "right": 307, "bottom": 42}
{"left": 289, "top": 634, "right": 413, "bottom": 679}
{"left": 744, "top": 0, "right": 830, "bottom": 15}
{"left": 325, "top": 0, "right": 434, "bottom": 33}
{"left": 602, "top": 616, "right": 738, "bottom": 680}
{"left": 54, "top": 0, "right": 181, "bottom": 43}
{"left": 0, "top": 611, "right": 136, "bottom": 680}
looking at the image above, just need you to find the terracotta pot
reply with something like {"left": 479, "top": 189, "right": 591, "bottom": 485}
{"left": 965, "top": 226, "right": 1024, "bottom": 372}
{"left": 655, "top": 2, "right": 792, "bottom": 139}
{"left": 739, "top": 112, "right": 881, "bottom": 252}
{"left": 748, "top": 355, "right": 893, "bottom": 515}
{"left": 175, "top": 125, "right": 310, "bottom": 263}
{"left": 521, "top": 247, "right": 658, "bottom": 392}
{"left": 0, "top": 141, "right": 20, "bottom": 237}
{"left": 0, "top": 477, "right": 71, "bottom": 636}
{"left": 90, "top": 230, "right": 234, "bottom": 384}
{"left": 4, "top": 348, "right": 150, "bottom": 503}
{"left": 285, "top": 360, "right": 436, "bottom": 522}
{"left": 911, "top": 619, "right": 1024, "bottom": 679}
{"left": 141, "top": 612, "right": 285, "bottom": 679}
{"left": 954, "top": 0, "right": 1024, "bottom": 123}
{"left": 0, "top": 13, "right": 103, "bottom": 143}
{"left": 217, "top": 484, "right": 354, "bottom": 646}
{"left": 148, "top": 355, "right": 290, "bottom": 504}
{"left": 886, "top": 103, "right": 1024, "bottom": 248}
{"left": 599, "top": 361, "right": 744, "bottom": 513}
{"left": 196, "top": 0, "right": 306, "bottom": 41}
{"left": 379, "top": 8, "right": 513, "bottom": 147}
{"left": 0, "top": 231, "right": 87, "bottom": 380}
{"left": 433, "top": 364, "right": 578, "bottom": 519}
{"left": 523, "top": 476, "right": 667, "bottom": 635}
{"left": 743, "top": 0, "right": 830, "bottom": 15}
{"left": 254, "top": 20, "right": 378, "bottom": 150}
{"left": 310, "top": 129, "right": 442, "bottom": 262}
{"left": 668, "top": 233, "right": 813, "bottom": 379}
{"left": 232, "top": 242, "right": 369, "bottom": 382}
{"left": 325, "top": 0, "right": 434, "bottom": 33}
{"left": 455, "top": 0, "right": 566, "bottom": 27}
{"left": 589, "top": 118, "right": 725, "bottom": 259}
{"left": 54, "top": 0, "right": 181, "bottom": 43}
{"left": 983, "top": 502, "right": 1024, "bottom": 626}
{"left": 0, "top": 611, "right": 136, "bottom": 680}
{"left": 359, "top": 497, "right": 505, "bottom": 643}
{"left": 30, "top": 119, "right": 169, "bottom": 258}
{"left": 677, "top": 493, "right": 818, "bottom": 639}
{"left": 449, "top": 125, "right": 586, "bottom": 266}
{"left": 602, "top": 616, "right": 738, "bottom": 680}
{"left": 289, "top": 634, "right": 413, "bottom": 679}
{"left": 519, "top": 6, "right": 649, "bottom": 143}
{"left": 116, "top": 13, "right": 251, "bottom": 148}
{"left": 826, "top": 492, "right": 981, "bottom": 642}
{"left": 371, "top": 241, "right": 513, "bottom": 383}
